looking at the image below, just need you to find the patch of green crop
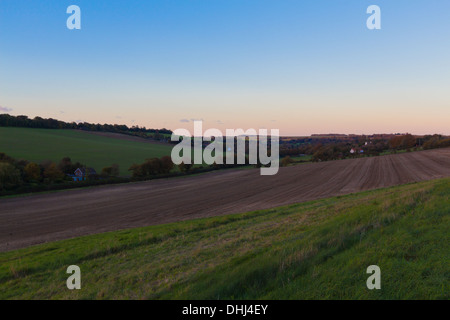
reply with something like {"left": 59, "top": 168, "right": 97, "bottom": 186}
{"left": 0, "top": 127, "right": 172, "bottom": 175}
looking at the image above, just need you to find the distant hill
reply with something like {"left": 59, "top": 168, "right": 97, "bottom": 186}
{"left": 0, "top": 113, "right": 172, "bottom": 135}
{"left": 0, "top": 127, "right": 173, "bottom": 176}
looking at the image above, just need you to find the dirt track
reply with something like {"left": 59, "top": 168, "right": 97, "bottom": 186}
{"left": 1, "top": 148, "right": 450, "bottom": 252}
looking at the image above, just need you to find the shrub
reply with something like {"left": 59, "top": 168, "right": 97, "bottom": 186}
{"left": 0, "top": 162, "right": 22, "bottom": 190}
{"left": 281, "top": 156, "right": 294, "bottom": 167}
{"left": 24, "top": 162, "right": 41, "bottom": 181}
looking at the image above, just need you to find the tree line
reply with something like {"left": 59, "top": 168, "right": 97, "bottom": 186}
{"left": 0, "top": 153, "right": 122, "bottom": 193}
{"left": 0, "top": 114, "right": 172, "bottom": 135}
{"left": 279, "top": 134, "right": 450, "bottom": 162}
{"left": 127, "top": 153, "right": 258, "bottom": 178}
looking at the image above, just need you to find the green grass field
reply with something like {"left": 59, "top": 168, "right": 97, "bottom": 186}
{"left": 290, "top": 155, "right": 312, "bottom": 162}
{"left": 0, "top": 127, "right": 173, "bottom": 175}
{"left": 0, "top": 178, "right": 448, "bottom": 299}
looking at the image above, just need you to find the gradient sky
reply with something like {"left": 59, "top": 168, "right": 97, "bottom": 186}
{"left": 0, "top": 0, "right": 449, "bottom": 136}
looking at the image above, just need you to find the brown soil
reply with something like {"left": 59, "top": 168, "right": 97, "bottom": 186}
{"left": 1, "top": 148, "right": 449, "bottom": 252}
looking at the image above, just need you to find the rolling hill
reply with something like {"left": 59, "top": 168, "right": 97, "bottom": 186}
{"left": 1, "top": 147, "right": 449, "bottom": 252}
{"left": 0, "top": 127, "right": 173, "bottom": 176}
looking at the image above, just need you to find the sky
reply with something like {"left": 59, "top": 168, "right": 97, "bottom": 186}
{"left": 0, "top": 0, "right": 449, "bottom": 136}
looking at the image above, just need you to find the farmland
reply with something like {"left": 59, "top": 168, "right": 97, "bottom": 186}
{"left": 0, "top": 177, "right": 448, "bottom": 299}
{"left": 0, "top": 127, "right": 173, "bottom": 176}
{"left": 1, "top": 147, "right": 449, "bottom": 252}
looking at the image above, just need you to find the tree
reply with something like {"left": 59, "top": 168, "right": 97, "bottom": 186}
{"left": 281, "top": 156, "right": 294, "bottom": 167}
{"left": 401, "top": 134, "right": 416, "bottom": 149}
{"left": 24, "top": 162, "right": 41, "bottom": 181}
{"left": 58, "top": 157, "right": 73, "bottom": 174}
{"left": 160, "top": 156, "right": 174, "bottom": 174}
{"left": 102, "top": 164, "right": 120, "bottom": 177}
{"left": 0, "top": 152, "right": 14, "bottom": 163}
{"left": 0, "top": 162, "right": 22, "bottom": 190}
{"left": 178, "top": 162, "right": 193, "bottom": 173}
{"left": 43, "top": 163, "right": 64, "bottom": 183}
{"left": 389, "top": 136, "right": 403, "bottom": 150}
{"left": 144, "top": 158, "right": 162, "bottom": 175}
{"left": 129, "top": 163, "right": 145, "bottom": 178}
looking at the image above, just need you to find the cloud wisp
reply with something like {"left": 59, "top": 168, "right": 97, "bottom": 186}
{"left": 0, "top": 106, "right": 13, "bottom": 112}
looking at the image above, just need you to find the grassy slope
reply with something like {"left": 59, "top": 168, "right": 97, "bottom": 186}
{"left": 0, "top": 178, "right": 448, "bottom": 300}
{"left": 0, "top": 127, "right": 172, "bottom": 175}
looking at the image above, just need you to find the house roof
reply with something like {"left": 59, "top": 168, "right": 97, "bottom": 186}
{"left": 75, "top": 167, "right": 97, "bottom": 175}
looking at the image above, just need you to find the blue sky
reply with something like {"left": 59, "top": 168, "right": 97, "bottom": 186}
{"left": 1, "top": 0, "right": 449, "bottom": 135}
